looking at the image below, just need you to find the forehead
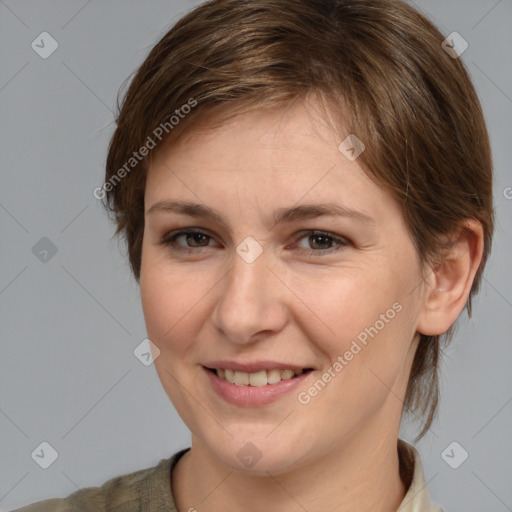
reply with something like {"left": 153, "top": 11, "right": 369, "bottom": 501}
{"left": 145, "top": 99, "right": 401, "bottom": 225}
{"left": 169, "top": 98, "right": 343, "bottom": 165}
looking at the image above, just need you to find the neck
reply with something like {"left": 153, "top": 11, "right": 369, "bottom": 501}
{"left": 172, "top": 422, "right": 407, "bottom": 512}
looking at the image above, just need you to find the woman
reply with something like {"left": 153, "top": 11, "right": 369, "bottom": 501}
{"left": 13, "top": 0, "right": 493, "bottom": 510}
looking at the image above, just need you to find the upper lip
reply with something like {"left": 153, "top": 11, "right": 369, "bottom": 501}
{"left": 203, "top": 360, "right": 312, "bottom": 373}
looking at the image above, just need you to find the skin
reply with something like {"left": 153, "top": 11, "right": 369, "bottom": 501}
{"left": 139, "top": 96, "right": 483, "bottom": 512}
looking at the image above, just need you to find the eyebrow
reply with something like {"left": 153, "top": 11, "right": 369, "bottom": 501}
{"left": 146, "top": 200, "right": 376, "bottom": 229}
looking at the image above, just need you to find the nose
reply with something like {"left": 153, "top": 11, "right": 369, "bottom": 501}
{"left": 211, "top": 245, "right": 288, "bottom": 345}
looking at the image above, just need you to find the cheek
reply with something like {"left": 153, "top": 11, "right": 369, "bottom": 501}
{"left": 140, "top": 249, "right": 206, "bottom": 351}
{"left": 139, "top": 252, "right": 206, "bottom": 411}
{"left": 293, "top": 275, "right": 417, "bottom": 427}
{"left": 290, "top": 268, "right": 396, "bottom": 345}
{"left": 290, "top": 262, "right": 418, "bottom": 379}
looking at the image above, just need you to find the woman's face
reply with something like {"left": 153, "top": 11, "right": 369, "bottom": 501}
{"left": 140, "top": 98, "right": 429, "bottom": 474}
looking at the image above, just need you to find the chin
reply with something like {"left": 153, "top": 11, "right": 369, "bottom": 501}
{"left": 205, "top": 433, "right": 312, "bottom": 476}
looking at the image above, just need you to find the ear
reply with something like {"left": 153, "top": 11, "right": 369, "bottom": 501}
{"left": 416, "top": 219, "right": 485, "bottom": 336}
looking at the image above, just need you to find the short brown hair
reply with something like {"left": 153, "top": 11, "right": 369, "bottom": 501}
{"left": 104, "top": 0, "right": 494, "bottom": 439}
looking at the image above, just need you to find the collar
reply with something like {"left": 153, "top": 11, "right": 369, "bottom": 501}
{"left": 397, "top": 439, "right": 444, "bottom": 511}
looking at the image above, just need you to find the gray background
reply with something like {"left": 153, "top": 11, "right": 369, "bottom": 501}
{"left": 0, "top": 1, "right": 511, "bottom": 511}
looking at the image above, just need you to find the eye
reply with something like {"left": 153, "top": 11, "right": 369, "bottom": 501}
{"left": 293, "top": 230, "right": 350, "bottom": 255}
{"left": 160, "top": 228, "right": 216, "bottom": 250}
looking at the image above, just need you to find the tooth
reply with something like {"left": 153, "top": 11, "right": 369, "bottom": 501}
{"left": 218, "top": 368, "right": 305, "bottom": 385}
{"left": 280, "top": 369, "right": 294, "bottom": 380}
{"left": 249, "top": 371, "right": 268, "bottom": 387}
{"left": 234, "top": 371, "right": 250, "bottom": 385}
{"left": 266, "top": 369, "right": 281, "bottom": 384}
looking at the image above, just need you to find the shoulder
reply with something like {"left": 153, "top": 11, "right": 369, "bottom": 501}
{"left": 10, "top": 453, "right": 182, "bottom": 512}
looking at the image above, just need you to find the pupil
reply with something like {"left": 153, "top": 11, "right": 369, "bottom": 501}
{"left": 189, "top": 233, "right": 207, "bottom": 246}
{"left": 311, "top": 234, "right": 331, "bottom": 249}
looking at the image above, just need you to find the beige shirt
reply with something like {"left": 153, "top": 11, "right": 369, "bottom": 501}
{"left": 12, "top": 439, "right": 443, "bottom": 511}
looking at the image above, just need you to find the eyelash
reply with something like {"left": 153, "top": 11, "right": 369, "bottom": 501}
{"left": 159, "top": 228, "right": 350, "bottom": 257}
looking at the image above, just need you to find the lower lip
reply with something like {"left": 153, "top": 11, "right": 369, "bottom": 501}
{"left": 203, "top": 367, "right": 312, "bottom": 407}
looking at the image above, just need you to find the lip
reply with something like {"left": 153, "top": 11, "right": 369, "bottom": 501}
{"left": 203, "top": 366, "right": 313, "bottom": 407}
{"left": 203, "top": 360, "right": 311, "bottom": 373}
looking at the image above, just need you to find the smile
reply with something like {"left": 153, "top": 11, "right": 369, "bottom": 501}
{"left": 203, "top": 366, "right": 314, "bottom": 406}
{"left": 209, "top": 368, "right": 307, "bottom": 386}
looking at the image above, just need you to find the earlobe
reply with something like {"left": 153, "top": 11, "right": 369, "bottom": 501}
{"left": 416, "top": 220, "right": 484, "bottom": 336}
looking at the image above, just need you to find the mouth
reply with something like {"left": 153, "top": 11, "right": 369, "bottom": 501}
{"left": 203, "top": 365, "right": 314, "bottom": 406}
{"left": 204, "top": 367, "right": 313, "bottom": 386}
